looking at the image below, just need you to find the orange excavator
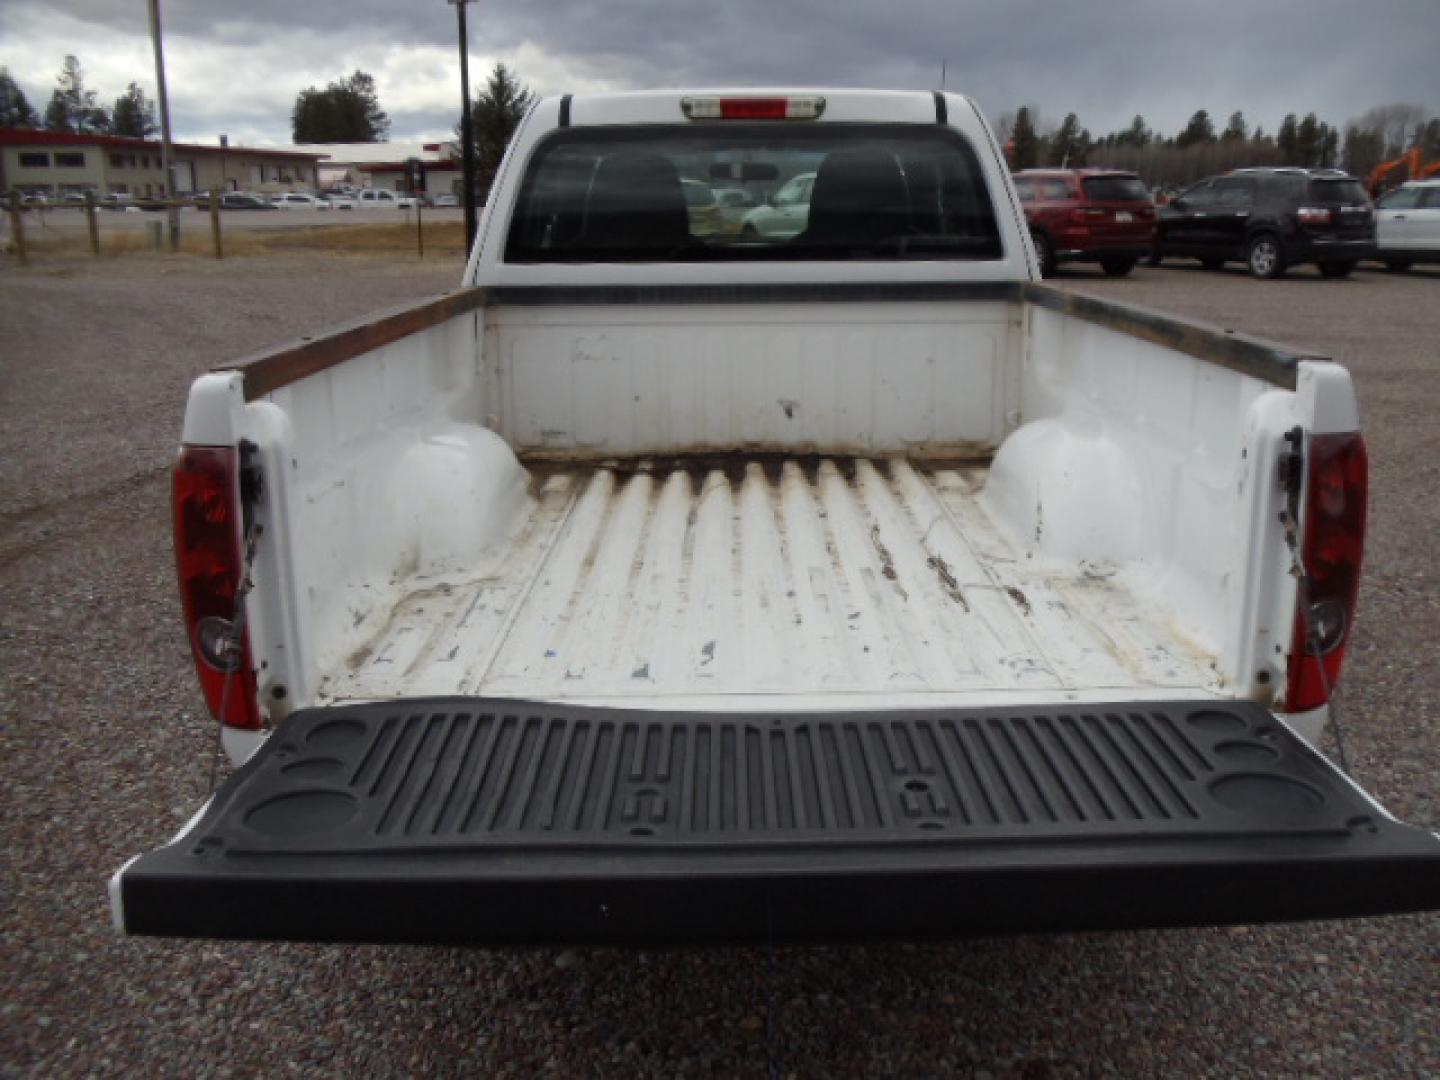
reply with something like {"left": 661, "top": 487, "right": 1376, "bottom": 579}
{"left": 1367, "top": 146, "right": 1440, "bottom": 197}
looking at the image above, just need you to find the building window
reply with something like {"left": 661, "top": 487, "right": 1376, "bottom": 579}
{"left": 110, "top": 153, "right": 125, "bottom": 168}
{"left": 55, "top": 152, "right": 86, "bottom": 168}
{"left": 19, "top": 152, "right": 50, "bottom": 167}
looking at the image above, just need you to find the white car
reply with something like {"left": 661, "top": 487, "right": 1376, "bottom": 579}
{"left": 1374, "top": 180, "right": 1440, "bottom": 271}
{"left": 322, "top": 192, "right": 356, "bottom": 210}
{"left": 271, "top": 192, "right": 331, "bottom": 211}
{"left": 432, "top": 193, "right": 460, "bottom": 208}
{"left": 356, "top": 189, "right": 419, "bottom": 209}
{"left": 739, "top": 171, "right": 815, "bottom": 239}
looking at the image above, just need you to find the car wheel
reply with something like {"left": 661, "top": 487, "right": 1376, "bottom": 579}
{"left": 1146, "top": 248, "right": 1164, "bottom": 267}
{"left": 1200, "top": 257, "right": 1225, "bottom": 271}
{"left": 1245, "top": 234, "right": 1286, "bottom": 279}
{"left": 740, "top": 223, "right": 759, "bottom": 238}
{"left": 1100, "top": 257, "right": 1137, "bottom": 277}
{"left": 1384, "top": 259, "right": 1412, "bottom": 273}
{"left": 1031, "top": 230, "right": 1057, "bottom": 277}
{"left": 1318, "top": 260, "right": 1355, "bottom": 279}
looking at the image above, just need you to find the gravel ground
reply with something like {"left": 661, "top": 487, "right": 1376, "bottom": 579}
{"left": 1, "top": 251, "right": 1436, "bottom": 1078}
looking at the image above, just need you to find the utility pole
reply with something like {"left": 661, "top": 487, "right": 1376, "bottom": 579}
{"left": 147, "top": 0, "right": 180, "bottom": 251}
{"left": 449, "top": 0, "right": 478, "bottom": 254}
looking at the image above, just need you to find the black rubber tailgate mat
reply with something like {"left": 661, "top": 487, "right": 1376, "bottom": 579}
{"left": 114, "top": 698, "right": 1440, "bottom": 943}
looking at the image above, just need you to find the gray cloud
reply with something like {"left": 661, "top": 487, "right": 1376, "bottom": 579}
{"left": 4, "top": 0, "right": 1437, "bottom": 146}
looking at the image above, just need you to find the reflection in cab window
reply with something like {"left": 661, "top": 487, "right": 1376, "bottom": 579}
{"left": 505, "top": 124, "right": 1003, "bottom": 263}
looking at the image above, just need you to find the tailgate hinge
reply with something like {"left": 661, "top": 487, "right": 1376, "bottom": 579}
{"left": 1278, "top": 425, "right": 1304, "bottom": 530}
{"left": 238, "top": 438, "right": 264, "bottom": 537}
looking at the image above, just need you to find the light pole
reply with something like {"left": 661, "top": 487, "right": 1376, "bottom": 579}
{"left": 448, "top": 0, "right": 478, "bottom": 253}
{"left": 147, "top": 0, "right": 180, "bottom": 251}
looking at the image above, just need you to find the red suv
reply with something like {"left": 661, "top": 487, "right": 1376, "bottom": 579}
{"left": 1013, "top": 169, "right": 1156, "bottom": 277}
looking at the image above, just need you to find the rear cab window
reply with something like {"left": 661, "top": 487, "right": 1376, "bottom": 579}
{"left": 1081, "top": 175, "right": 1149, "bottom": 202}
{"left": 504, "top": 123, "right": 1003, "bottom": 263}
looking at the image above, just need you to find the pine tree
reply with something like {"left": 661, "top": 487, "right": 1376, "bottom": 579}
{"left": 1118, "top": 114, "right": 1150, "bottom": 148}
{"left": 44, "top": 55, "right": 108, "bottom": 134}
{"left": 1221, "top": 111, "right": 1247, "bottom": 143}
{"left": 1295, "top": 113, "right": 1321, "bottom": 167}
{"left": 1277, "top": 114, "right": 1299, "bottom": 163}
{"left": 110, "top": 82, "right": 158, "bottom": 139}
{"left": 1010, "top": 106, "right": 1040, "bottom": 169}
{"left": 467, "top": 63, "right": 536, "bottom": 200}
{"left": 0, "top": 67, "right": 40, "bottom": 128}
{"left": 1047, "top": 113, "right": 1085, "bottom": 166}
{"left": 1175, "top": 110, "right": 1215, "bottom": 149}
{"left": 292, "top": 71, "right": 390, "bottom": 142}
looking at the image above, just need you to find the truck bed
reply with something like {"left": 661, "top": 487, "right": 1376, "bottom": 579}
{"left": 321, "top": 455, "right": 1221, "bottom": 709}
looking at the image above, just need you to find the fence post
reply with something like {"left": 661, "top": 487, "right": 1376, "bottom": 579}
{"left": 416, "top": 198, "right": 424, "bottom": 258}
{"left": 7, "top": 191, "right": 26, "bottom": 266}
{"left": 209, "top": 189, "right": 222, "bottom": 260}
{"left": 85, "top": 192, "right": 100, "bottom": 255}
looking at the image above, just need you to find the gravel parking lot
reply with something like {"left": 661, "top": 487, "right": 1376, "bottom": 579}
{"left": 1, "top": 252, "right": 1436, "bottom": 1077}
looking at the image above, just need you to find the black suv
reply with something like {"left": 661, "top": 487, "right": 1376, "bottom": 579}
{"left": 1152, "top": 168, "right": 1375, "bottom": 278}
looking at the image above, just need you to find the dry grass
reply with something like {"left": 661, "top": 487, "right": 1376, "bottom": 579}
{"left": 5, "top": 214, "right": 467, "bottom": 262}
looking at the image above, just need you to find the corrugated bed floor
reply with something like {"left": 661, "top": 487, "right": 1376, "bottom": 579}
{"left": 321, "top": 457, "right": 1222, "bottom": 706}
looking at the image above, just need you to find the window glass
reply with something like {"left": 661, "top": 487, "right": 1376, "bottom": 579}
{"left": 1082, "top": 175, "right": 1149, "bottom": 201}
{"left": 1039, "top": 178, "right": 1071, "bottom": 199}
{"left": 1179, "top": 180, "right": 1216, "bottom": 207}
{"left": 1421, "top": 188, "right": 1440, "bottom": 209}
{"left": 1213, "top": 178, "right": 1255, "bottom": 208}
{"left": 1013, "top": 177, "right": 1036, "bottom": 203}
{"left": 1310, "top": 178, "right": 1368, "bottom": 204}
{"left": 506, "top": 123, "right": 1003, "bottom": 263}
{"left": 1377, "top": 187, "right": 1423, "bottom": 210}
{"left": 55, "top": 152, "right": 85, "bottom": 168}
{"left": 18, "top": 152, "right": 49, "bottom": 167}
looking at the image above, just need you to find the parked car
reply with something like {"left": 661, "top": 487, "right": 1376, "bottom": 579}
{"left": 98, "top": 193, "right": 136, "bottom": 211}
{"left": 322, "top": 191, "right": 357, "bottom": 210}
{"left": 1151, "top": 167, "right": 1375, "bottom": 279}
{"left": 1012, "top": 168, "right": 1155, "bottom": 276}
{"left": 432, "top": 193, "right": 460, "bottom": 208}
{"left": 1372, "top": 180, "right": 1440, "bottom": 271}
{"left": 220, "top": 193, "right": 276, "bottom": 211}
{"left": 740, "top": 171, "right": 815, "bottom": 239}
{"left": 271, "top": 192, "right": 331, "bottom": 211}
{"left": 356, "top": 188, "right": 418, "bottom": 209}
{"left": 113, "top": 88, "right": 1440, "bottom": 948}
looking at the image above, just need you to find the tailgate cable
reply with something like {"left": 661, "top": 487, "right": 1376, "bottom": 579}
{"left": 1279, "top": 427, "right": 1352, "bottom": 775}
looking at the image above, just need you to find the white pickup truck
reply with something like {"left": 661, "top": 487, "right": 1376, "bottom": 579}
{"left": 113, "top": 90, "right": 1440, "bottom": 943}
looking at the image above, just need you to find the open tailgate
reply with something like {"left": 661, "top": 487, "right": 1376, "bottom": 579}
{"left": 112, "top": 698, "right": 1440, "bottom": 944}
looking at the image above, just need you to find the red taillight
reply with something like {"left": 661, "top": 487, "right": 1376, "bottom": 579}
{"left": 1297, "top": 206, "right": 1334, "bottom": 226}
{"left": 173, "top": 445, "right": 261, "bottom": 729}
{"left": 1286, "top": 433, "right": 1368, "bottom": 712}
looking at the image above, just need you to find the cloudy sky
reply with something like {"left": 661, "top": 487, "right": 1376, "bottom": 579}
{"left": 2, "top": 0, "right": 1437, "bottom": 147}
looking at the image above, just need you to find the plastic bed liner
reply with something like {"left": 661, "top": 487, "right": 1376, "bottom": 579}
{"left": 113, "top": 697, "right": 1440, "bottom": 944}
